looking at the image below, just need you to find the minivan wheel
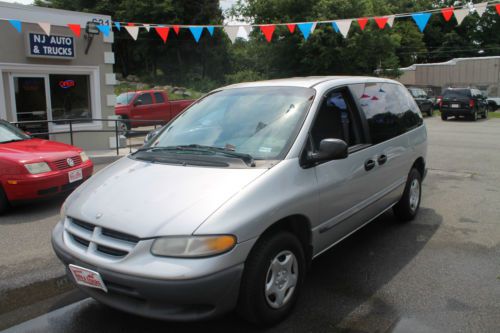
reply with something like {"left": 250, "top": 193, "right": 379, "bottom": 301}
{"left": 483, "top": 110, "right": 488, "bottom": 119}
{"left": 0, "top": 187, "right": 9, "bottom": 215}
{"left": 441, "top": 114, "right": 447, "bottom": 121}
{"left": 237, "top": 232, "right": 305, "bottom": 326}
{"left": 393, "top": 168, "right": 422, "bottom": 222}
{"left": 471, "top": 111, "right": 478, "bottom": 121}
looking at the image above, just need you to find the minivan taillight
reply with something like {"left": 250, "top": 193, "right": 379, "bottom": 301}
{"left": 469, "top": 99, "right": 475, "bottom": 108}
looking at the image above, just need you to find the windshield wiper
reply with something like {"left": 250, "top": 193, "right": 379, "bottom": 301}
{"left": 135, "top": 144, "right": 256, "bottom": 167}
{"left": 178, "top": 144, "right": 256, "bottom": 167}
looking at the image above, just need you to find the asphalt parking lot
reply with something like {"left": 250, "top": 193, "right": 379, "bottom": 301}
{"left": 1, "top": 116, "right": 500, "bottom": 332}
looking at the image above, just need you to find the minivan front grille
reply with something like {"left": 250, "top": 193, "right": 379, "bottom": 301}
{"left": 64, "top": 217, "right": 139, "bottom": 259}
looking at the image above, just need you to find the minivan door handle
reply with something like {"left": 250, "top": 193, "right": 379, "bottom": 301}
{"left": 364, "top": 159, "right": 376, "bottom": 171}
{"left": 378, "top": 154, "right": 387, "bottom": 165}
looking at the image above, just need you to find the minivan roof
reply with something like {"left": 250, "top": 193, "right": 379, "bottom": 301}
{"left": 224, "top": 76, "right": 398, "bottom": 89}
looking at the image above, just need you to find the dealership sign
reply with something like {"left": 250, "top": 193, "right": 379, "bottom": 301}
{"left": 27, "top": 33, "right": 75, "bottom": 59}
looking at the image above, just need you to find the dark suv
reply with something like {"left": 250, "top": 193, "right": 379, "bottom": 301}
{"left": 440, "top": 88, "right": 488, "bottom": 121}
{"left": 408, "top": 87, "right": 434, "bottom": 117}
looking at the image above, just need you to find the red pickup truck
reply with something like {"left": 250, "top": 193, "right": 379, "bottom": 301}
{"left": 115, "top": 90, "right": 195, "bottom": 130}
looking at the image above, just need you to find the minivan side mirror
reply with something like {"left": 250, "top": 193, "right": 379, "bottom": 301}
{"left": 307, "top": 138, "right": 348, "bottom": 164}
{"left": 133, "top": 99, "right": 143, "bottom": 107}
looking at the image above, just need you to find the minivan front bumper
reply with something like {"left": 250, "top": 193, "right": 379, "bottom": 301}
{"left": 52, "top": 224, "right": 244, "bottom": 321}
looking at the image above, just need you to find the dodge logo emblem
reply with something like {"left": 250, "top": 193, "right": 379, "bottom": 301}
{"left": 67, "top": 158, "right": 75, "bottom": 167}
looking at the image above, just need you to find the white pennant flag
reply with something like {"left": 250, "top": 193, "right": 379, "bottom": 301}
{"left": 310, "top": 22, "right": 317, "bottom": 34}
{"left": 224, "top": 26, "right": 240, "bottom": 43}
{"left": 454, "top": 8, "right": 469, "bottom": 25}
{"left": 335, "top": 19, "right": 352, "bottom": 38}
{"left": 239, "top": 25, "right": 252, "bottom": 39}
{"left": 474, "top": 2, "right": 488, "bottom": 17}
{"left": 38, "top": 22, "right": 51, "bottom": 35}
{"left": 143, "top": 24, "right": 151, "bottom": 32}
{"left": 387, "top": 15, "right": 395, "bottom": 27}
{"left": 125, "top": 26, "right": 139, "bottom": 40}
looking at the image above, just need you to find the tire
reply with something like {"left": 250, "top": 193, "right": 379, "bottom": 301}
{"left": 482, "top": 109, "right": 488, "bottom": 119}
{"left": 441, "top": 114, "right": 447, "bottom": 121}
{"left": 393, "top": 168, "right": 422, "bottom": 222}
{"left": 471, "top": 111, "right": 478, "bottom": 121}
{"left": 427, "top": 110, "right": 433, "bottom": 117}
{"left": 117, "top": 118, "right": 130, "bottom": 135}
{"left": 0, "top": 187, "right": 9, "bottom": 215}
{"left": 237, "top": 231, "right": 306, "bottom": 326}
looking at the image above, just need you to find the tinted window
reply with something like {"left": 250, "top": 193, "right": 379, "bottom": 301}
{"left": 154, "top": 92, "right": 165, "bottom": 103}
{"left": 443, "top": 89, "right": 471, "bottom": 98}
{"left": 310, "top": 89, "right": 361, "bottom": 150}
{"left": 352, "top": 83, "right": 422, "bottom": 144}
{"left": 138, "top": 93, "right": 153, "bottom": 105}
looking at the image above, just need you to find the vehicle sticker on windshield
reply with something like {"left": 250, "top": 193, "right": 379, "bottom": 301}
{"left": 259, "top": 147, "right": 272, "bottom": 153}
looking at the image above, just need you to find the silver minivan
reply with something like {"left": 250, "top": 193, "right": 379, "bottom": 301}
{"left": 52, "top": 77, "right": 427, "bottom": 325}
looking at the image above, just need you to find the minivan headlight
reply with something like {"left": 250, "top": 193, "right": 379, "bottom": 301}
{"left": 151, "top": 235, "right": 236, "bottom": 258}
{"left": 80, "top": 152, "right": 89, "bottom": 163}
{"left": 25, "top": 162, "right": 51, "bottom": 174}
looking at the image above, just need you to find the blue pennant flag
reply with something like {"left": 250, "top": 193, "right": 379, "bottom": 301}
{"left": 8, "top": 19, "right": 22, "bottom": 33}
{"left": 379, "top": 88, "right": 385, "bottom": 93}
{"left": 207, "top": 26, "right": 214, "bottom": 36}
{"left": 297, "top": 22, "right": 313, "bottom": 40}
{"left": 411, "top": 13, "right": 431, "bottom": 32}
{"left": 114, "top": 22, "right": 121, "bottom": 31}
{"left": 189, "top": 26, "right": 204, "bottom": 42}
{"left": 97, "top": 25, "right": 110, "bottom": 37}
{"left": 331, "top": 22, "right": 339, "bottom": 33}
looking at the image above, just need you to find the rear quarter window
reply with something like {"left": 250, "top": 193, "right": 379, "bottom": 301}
{"left": 351, "top": 82, "right": 423, "bottom": 144}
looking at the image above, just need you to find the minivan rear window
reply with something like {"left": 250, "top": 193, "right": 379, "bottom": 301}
{"left": 443, "top": 89, "right": 471, "bottom": 98}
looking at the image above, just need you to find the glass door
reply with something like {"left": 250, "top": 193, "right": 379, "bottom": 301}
{"left": 10, "top": 74, "right": 51, "bottom": 138}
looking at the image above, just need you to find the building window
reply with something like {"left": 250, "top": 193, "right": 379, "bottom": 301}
{"left": 49, "top": 74, "right": 91, "bottom": 124}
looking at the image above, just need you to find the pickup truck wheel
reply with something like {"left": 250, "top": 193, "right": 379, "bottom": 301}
{"left": 0, "top": 187, "right": 9, "bottom": 215}
{"left": 471, "top": 111, "right": 478, "bottom": 121}
{"left": 237, "top": 231, "right": 305, "bottom": 326}
{"left": 482, "top": 110, "right": 488, "bottom": 119}
{"left": 393, "top": 168, "right": 422, "bottom": 222}
{"left": 441, "top": 114, "right": 447, "bottom": 121}
{"left": 118, "top": 119, "right": 130, "bottom": 135}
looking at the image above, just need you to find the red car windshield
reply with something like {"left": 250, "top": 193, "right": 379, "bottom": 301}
{"left": 0, "top": 121, "right": 30, "bottom": 143}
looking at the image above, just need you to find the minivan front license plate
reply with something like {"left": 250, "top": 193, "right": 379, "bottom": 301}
{"left": 69, "top": 264, "right": 108, "bottom": 292}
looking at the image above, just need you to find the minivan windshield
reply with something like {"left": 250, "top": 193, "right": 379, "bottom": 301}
{"left": 116, "top": 92, "right": 136, "bottom": 105}
{"left": 0, "top": 121, "right": 30, "bottom": 143}
{"left": 443, "top": 89, "right": 471, "bottom": 98}
{"left": 147, "top": 86, "right": 315, "bottom": 160}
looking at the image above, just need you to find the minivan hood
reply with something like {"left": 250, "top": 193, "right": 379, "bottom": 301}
{"left": 65, "top": 157, "right": 268, "bottom": 238}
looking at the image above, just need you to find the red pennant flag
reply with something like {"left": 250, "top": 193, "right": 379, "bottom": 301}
{"left": 361, "top": 94, "right": 370, "bottom": 99}
{"left": 127, "top": 23, "right": 135, "bottom": 26}
{"left": 173, "top": 25, "right": 180, "bottom": 35}
{"left": 260, "top": 25, "right": 275, "bottom": 42}
{"left": 67, "top": 24, "right": 81, "bottom": 37}
{"left": 287, "top": 24, "right": 296, "bottom": 33}
{"left": 357, "top": 18, "right": 368, "bottom": 30}
{"left": 374, "top": 17, "right": 388, "bottom": 29}
{"left": 496, "top": 4, "right": 500, "bottom": 15}
{"left": 441, "top": 7, "right": 454, "bottom": 21}
{"left": 155, "top": 26, "right": 170, "bottom": 43}
{"left": 371, "top": 96, "right": 379, "bottom": 100}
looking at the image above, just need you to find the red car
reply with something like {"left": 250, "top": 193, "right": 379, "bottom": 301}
{"left": 0, "top": 120, "right": 93, "bottom": 213}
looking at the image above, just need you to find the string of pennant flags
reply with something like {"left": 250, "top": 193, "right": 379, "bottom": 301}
{"left": 3, "top": 2, "right": 500, "bottom": 44}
